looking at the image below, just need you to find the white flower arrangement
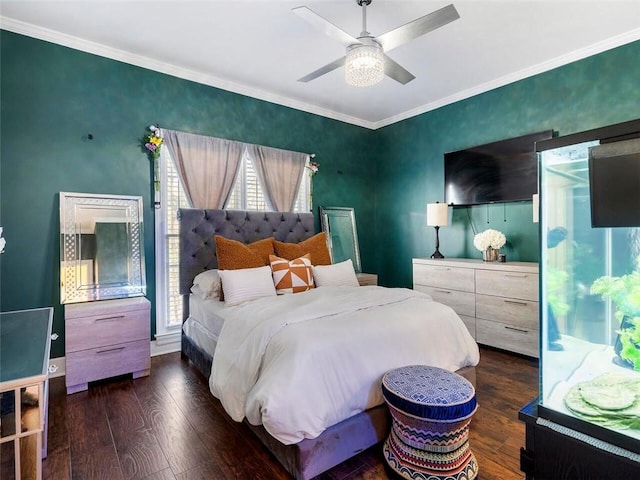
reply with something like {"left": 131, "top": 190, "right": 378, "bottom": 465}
{"left": 473, "top": 228, "right": 506, "bottom": 251}
{"left": 0, "top": 227, "right": 5, "bottom": 254}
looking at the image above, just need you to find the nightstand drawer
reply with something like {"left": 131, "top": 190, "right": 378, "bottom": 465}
{"left": 415, "top": 285, "right": 475, "bottom": 318}
{"left": 65, "top": 339, "right": 150, "bottom": 386}
{"left": 413, "top": 263, "right": 475, "bottom": 292}
{"left": 475, "top": 269, "right": 538, "bottom": 301}
{"left": 356, "top": 273, "right": 378, "bottom": 286}
{"left": 65, "top": 297, "right": 151, "bottom": 394}
{"left": 476, "top": 294, "right": 538, "bottom": 330}
{"left": 66, "top": 309, "right": 149, "bottom": 352}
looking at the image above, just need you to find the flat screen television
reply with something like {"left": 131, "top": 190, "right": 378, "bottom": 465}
{"left": 589, "top": 138, "right": 640, "bottom": 228}
{"left": 444, "top": 130, "right": 553, "bottom": 206}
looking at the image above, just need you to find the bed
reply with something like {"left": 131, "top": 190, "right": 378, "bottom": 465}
{"left": 178, "top": 208, "right": 479, "bottom": 480}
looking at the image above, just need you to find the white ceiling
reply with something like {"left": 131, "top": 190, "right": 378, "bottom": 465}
{"left": 1, "top": 1, "right": 639, "bottom": 129}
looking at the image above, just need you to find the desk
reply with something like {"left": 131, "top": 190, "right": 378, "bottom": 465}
{"left": 0, "top": 308, "right": 53, "bottom": 480}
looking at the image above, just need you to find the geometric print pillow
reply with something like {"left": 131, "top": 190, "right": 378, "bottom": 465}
{"left": 269, "top": 254, "right": 315, "bottom": 294}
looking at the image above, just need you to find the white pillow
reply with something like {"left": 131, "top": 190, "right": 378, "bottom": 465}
{"left": 191, "top": 269, "right": 222, "bottom": 300}
{"left": 218, "top": 266, "right": 277, "bottom": 306}
{"left": 313, "top": 259, "right": 359, "bottom": 287}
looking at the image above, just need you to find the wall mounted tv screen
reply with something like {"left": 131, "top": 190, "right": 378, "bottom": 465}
{"left": 445, "top": 130, "right": 553, "bottom": 206}
{"left": 589, "top": 138, "right": 640, "bottom": 228}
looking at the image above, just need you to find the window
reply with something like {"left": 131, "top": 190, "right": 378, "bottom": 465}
{"left": 154, "top": 147, "right": 311, "bottom": 342}
{"left": 154, "top": 148, "right": 190, "bottom": 340}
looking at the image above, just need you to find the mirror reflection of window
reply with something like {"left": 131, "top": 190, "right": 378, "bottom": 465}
{"left": 95, "top": 222, "right": 130, "bottom": 286}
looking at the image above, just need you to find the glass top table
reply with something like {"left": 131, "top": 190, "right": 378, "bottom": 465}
{"left": 0, "top": 307, "right": 53, "bottom": 480}
{"left": 1, "top": 308, "right": 53, "bottom": 384}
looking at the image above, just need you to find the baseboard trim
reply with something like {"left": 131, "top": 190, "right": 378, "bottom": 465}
{"left": 151, "top": 336, "right": 181, "bottom": 357}
{"left": 48, "top": 357, "right": 66, "bottom": 379}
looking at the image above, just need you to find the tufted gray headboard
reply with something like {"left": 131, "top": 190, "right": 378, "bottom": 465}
{"left": 177, "top": 208, "right": 316, "bottom": 299}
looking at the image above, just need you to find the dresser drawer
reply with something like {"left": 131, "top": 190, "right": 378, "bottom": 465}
{"left": 415, "top": 285, "right": 475, "bottom": 318}
{"left": 459, "top": 314, "right": 476, "bottom": 339}
{"left": 475, "top": 269, "right": 538, "bottom": 301}
{"left": 476, "top": 294, "right": 538, "bottom": 330}
{"left": 476, "top": 318, "right": 538, "bottom": 357}
{"left": 413, "top": 263, "right": 475, "bottom": 293}
{"left": 66, "top": 309, "right": 149, "bottom": 352}
{"left": 65, "top": 339, "right": 150, "bottom": 386}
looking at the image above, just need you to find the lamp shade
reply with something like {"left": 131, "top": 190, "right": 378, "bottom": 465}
{"left": 427, "top": 203, "right": 449, "bottom": 227}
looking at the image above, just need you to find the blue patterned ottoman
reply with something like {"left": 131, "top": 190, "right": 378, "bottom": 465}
{"left": 381, "top": 365, "right": 478, "bottom": 480}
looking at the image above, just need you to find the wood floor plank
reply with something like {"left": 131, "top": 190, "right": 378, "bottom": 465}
{"left": 173, "top": 461, "right": 230, "bottom": 480}
{"left": 139, "top": 468, "right": 177, "bottom": 480}
{"left": 99, "top": 380, "right": 149, "bottom": 446}
{"left": 43, "top": 346, "right": 538, "bottom": 480}
{"left": 41, "top": 447, "right": 71, "bottom": 480}
{"left": 70, "top": 443, "right": 124, "bottom": 480}
{"left": 65, "top": 388, "right": 113, "bottom": 457}
{"left": 137, "top": 387, "right": 212, "bottom": 477}
{"left": 45, "top": 376, "right": 70, "bottom": 456}
{"left": 115, "top": 429, "right": 170, "bottom": 480}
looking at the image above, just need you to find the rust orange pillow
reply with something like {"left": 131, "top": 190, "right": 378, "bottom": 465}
{"left": 214, "top": 236, "right": 275, "bottom": 270}
{"left": 273, "top": 232, "right": 332, "bottom": 266}
{"left": 269, "top": 254, "right": 314, "bottom": 294}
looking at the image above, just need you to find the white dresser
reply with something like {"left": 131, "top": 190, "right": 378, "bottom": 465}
{"left": 65, "top": 296, "right": 151, "bottom": 394}
{"left": 413, "top": 258, "right": 539, "bottom": 357}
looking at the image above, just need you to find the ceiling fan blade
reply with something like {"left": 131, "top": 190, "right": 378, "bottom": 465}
{"left": 377, "top": 4, "right": 460, "bottom": 52}
{"left": 292, "top": 6, "right": 359, "bottom": 47}
{"left": 297, "top": 57, "right": 346, "bottom": 83}
{"left": 383, "top": 55, "right": 415, "bottom": 85}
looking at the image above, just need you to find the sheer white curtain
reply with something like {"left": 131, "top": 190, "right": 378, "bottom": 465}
{"left": 250, "top": 145, "right": 308, "bottom": 212}
{"left": 161, "top": 129, "right": 244, "bottom": 209}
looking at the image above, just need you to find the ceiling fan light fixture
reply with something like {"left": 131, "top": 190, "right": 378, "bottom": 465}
{"left": 345, "top": 43, "right": 385, "bottom": 87}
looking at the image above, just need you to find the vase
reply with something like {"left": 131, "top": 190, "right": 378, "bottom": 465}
{"left": 482, "top": 248, "right": 499, "bottom": 262}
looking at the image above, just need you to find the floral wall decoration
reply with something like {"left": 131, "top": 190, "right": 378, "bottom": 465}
{"left": 307, "top": 160, "right": 320, "bottom": 177}
{"left": 0, "top": 227, "right": 5, "bottom": 254}
{"left": 306, "top": 159, "right": 319, "bottom": 210}
{"left": 141, "top": 125, "right": 164, "bottom": 192}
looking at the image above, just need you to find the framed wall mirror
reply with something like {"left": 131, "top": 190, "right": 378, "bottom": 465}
{"left": 319, "top": 206, "right": 362, "bottom": 273}
{"left": 60, "top": 192, "right": 146, "bottom": 303}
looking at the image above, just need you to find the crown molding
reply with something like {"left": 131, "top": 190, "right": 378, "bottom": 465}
{"left": 2, "top": 16, "right": 638, "bottom": 131}
{"left": 0, "top": 16, "right": 376, "bottom": 130}
{"left": 373, "top": 27, "right": 640, "bottom": 130}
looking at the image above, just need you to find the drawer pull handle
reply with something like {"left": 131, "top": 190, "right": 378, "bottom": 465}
{"left": 434, "top": 267, "right": 451, "bottom": 271}
{"left": 504, "top": 300, "right": 528, "bottom": 306}
{"left": 95, "top": 315, "right": 125, "bottom": 322}
{"left": 435, "top": 289, "right": 452, "bottom": 294}
{"left": 504, "top": 326, "right": 528, "bottom": 333}
{"left": 96, "top": 346, "right": 126, "bottom": 354}
{"left": 504, "top": 274, "right": 527, "bottom": 278}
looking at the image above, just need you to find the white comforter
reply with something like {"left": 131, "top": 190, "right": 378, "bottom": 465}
{"left": 209, "top": 285, "right": 479, "bottom": 444}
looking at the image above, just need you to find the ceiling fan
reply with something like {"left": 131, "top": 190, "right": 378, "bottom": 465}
{"left": 293, "top": 1, "right": 460, "bottom": 87}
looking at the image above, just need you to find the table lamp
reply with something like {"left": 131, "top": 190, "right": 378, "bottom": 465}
{"left": 427, "top": 202, "right": 448, "bottom": 259}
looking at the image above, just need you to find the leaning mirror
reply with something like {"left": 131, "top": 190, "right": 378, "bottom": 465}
{"left": 60, "top": 192, "right": 146, "bottom": 303}
{"left": 319, "top": 206, "right": 362, "bottom": 273}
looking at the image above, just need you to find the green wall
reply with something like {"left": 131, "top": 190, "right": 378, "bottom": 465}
{"left": 0, "top": 31, "right": 378, "bottom": 357}
{"left": 1, "top": 30, "right": 639, "bottom": 358}
{"left": 375, "top": 40, "right": 640, "bottom": 288}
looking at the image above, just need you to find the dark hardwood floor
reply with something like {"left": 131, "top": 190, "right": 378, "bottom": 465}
{"left": 37, "top": 346, "right": 537, "bottom": 480}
